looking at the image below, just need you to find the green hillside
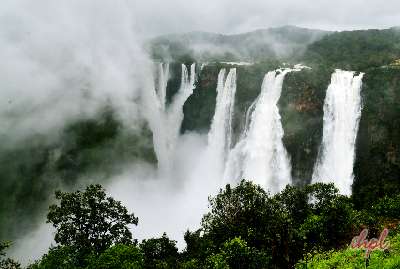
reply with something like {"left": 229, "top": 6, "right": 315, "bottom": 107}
{"left": 148, "top": 25, "right": 329, "bottom": 62}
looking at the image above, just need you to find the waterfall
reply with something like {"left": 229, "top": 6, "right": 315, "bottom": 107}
{"left": 224, "top": 68, "right": 301, "bottom": 193}
{"left": 207, "top": 68, "right": 237, "bottom": 177}
{"left": 167, "top": 64, "right": 196, "bottom": 121}
{"left": 143, "top": 63, "right": 196, "bottom": 174}
{"left": 157, "top": 63, "right": 169, "bottom": 111}
{"left": 164, "top": 63, "right": 196, "bottom": 170}
{"left": 312, "top": 69, "right": 364, "bottom": 195}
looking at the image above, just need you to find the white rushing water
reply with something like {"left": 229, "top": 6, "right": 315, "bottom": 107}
{"left": 207, "top": 68, "right": 237, "bottom": 178}
{"left": 143, "top": 63, "right": 196, "bottom": 175}
{"left": 224, "top": 67, "right": 301, "bottom": 193}
{"left": 312, "top": 69, "right": 364, "bottom": 195}
{"left": 157, "top": 63, "right": 169, "bottom": 111}
{"left": 164, "top": 64, "right": 196, "bottom": 170}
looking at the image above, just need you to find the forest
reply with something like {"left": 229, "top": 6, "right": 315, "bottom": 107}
{"left": 2, "top": 179, "right": 400, "bottom": 268}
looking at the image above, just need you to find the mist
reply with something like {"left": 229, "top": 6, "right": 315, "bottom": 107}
{"left": 133, "top": 0, "right": 400, "bottom": 36}
{"left": 0, "top": 0, "right": 156, "bottom": 263}
{"left": 1, "top": 1, "right": 224, "bottom": 264}
{"left": 0, "top": 0, "right": 151, "bottom": 147}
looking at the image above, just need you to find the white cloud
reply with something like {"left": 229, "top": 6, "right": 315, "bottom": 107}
{"left": 0, "top": 0, "right": 152, "bottom": 145}
{"left": 132, "top": 0, "right": 400, "bottom": 36}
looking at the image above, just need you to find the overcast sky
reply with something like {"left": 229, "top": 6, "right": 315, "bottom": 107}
{"left": 133, "top": 0, "right": 400, "bottom": 37}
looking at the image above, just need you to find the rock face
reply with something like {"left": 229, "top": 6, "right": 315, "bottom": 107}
{"left": 280, "top": 68, "right": 331, "bottom": 186}
{"left": 353, "top": 67, "right": 400, "bottom": 207}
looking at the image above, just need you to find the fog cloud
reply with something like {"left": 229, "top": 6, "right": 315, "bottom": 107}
{"left": 133, "top": 0, "right": 400, "bottom": 36}
{"left": 0, "top": 0, "right": 151, "bottom": 146}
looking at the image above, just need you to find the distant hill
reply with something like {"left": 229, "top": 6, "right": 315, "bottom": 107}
{"left": 147, "top": 26, "right": 330, "bottom": 62}
{"left": 304, "top": 27, "right": 400, "bottom": 70}
{"left": 148, "top": 26, "right": 400, "bottom": 70}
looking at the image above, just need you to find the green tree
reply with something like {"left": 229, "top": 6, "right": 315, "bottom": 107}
{"left": 86, "top": 244, "right": 144, "bottom": 269}
{"left": 201, "top": 180, "right": 286, "bottom": 266}
{"left": 140, "top": 233, "right": 179, "bottom": 269}
{"left": 205, "top": 253, "right": 229, "bottom": 269}
{"left": 0, "top": 242, "right": 20, "bottom": 269}
{"left": 179, "top": 258, "right": 200, "bottom": 269}
{"left": 201, "top": 180, "right": 278, "bottom": 250}
{"left": 182, "top": 229, "right": 214, "bottom": 263}
{"left": 274, "top": 183, "right": 357, "bottom": 265}
{"left": 200, "top": 180, "right": 358, "bottom": 268}
{"left": 302, "top": 183, "right": 357, "bottom": 250}
{"left": 46, "top": 184, "right": 138, "bottom": 264}
{"left": 27, "top": 246, "right": 78, "bottom": 269}
{"left": 370, "top": 194, "right": 400, "bottom": 220}
{"left": 220, "top": 237, "right": 270, "bottom": 269}
{"left": 203, "top": 237, "right": 270, "bottom": 269}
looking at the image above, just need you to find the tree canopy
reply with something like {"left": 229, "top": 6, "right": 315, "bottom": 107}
{"left": 46, "top": 184, "right": 138, "bottom": 265}
{"left": 18, "top": 180, "right": 400, "bottom": 268}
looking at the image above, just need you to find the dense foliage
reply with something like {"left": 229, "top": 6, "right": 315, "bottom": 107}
{"left": 47, "top": 184, "right": 138, "bottom": 264}
{"left": 295, "top": 232, "right": 400, "bottom": 269}
{"left": 304, "top": 28, "right": 400, "bottom": 71}
{"left": 0, "top": 180, "right": 393, "bottom": 268}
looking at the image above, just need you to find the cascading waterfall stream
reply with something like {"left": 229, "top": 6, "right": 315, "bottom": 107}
{"left": 164, "top": 64, "right": 196, "bottom": 171}
{"left": 157, "top": 63, "right": 169, "bottom": 111}
{"left": 241, "top": 69, "right": 292, "bottom": 192}
{"left": 143, "top": 63, "right": 196, "bottom": 175}
{"left": 224, "top": 67, "right": 302, "bottom": 193}
{"left": 207, "top": 68, "right": 237, "bottom": 178}
{"left": 312, "top": 69, "right": 364, "bottom": 195}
